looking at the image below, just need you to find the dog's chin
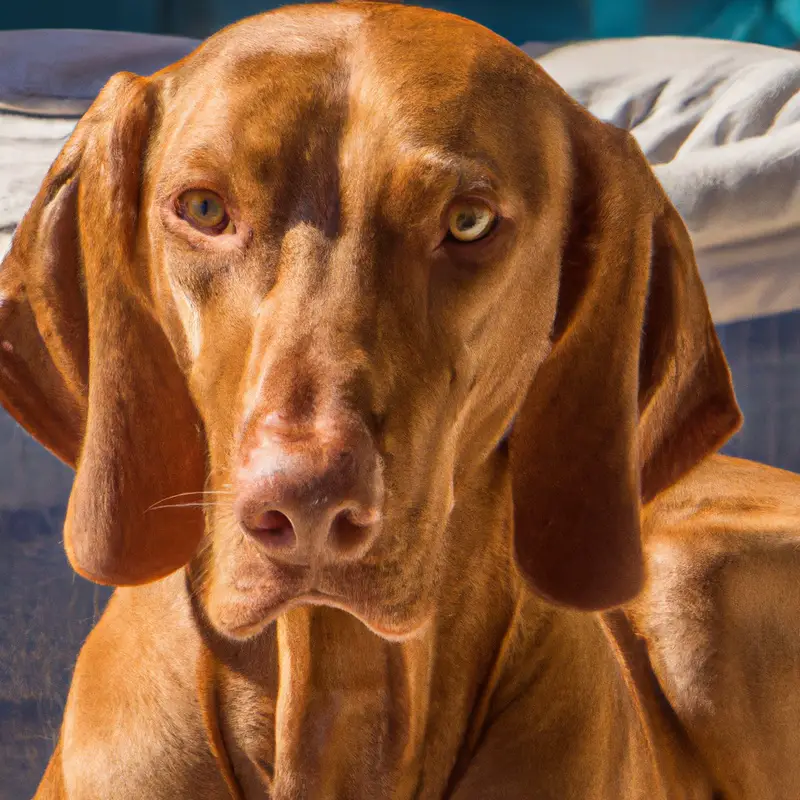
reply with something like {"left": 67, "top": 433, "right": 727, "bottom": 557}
{"left": 205, "top": 573, "right": 432, "bottom": 643}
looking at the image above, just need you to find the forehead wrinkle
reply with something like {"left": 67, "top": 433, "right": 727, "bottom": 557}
{"left": 159, "top": 41, "right": 346, "bottom": 161}
{"left": 175, "top": 47, "right": 347, "bottom": 163}
{"left": 340, "top": 33, "right": 519, "bottom": 186}
{"left": 340, "top": 133, "right": 503, "bottom": 219}
{"left": 154, "top": 85, "right": 240, "bottom": 192}
{"left": 399, "top": 149, "right": 502, "bottom": 192}
{"left": 339, "top": 64, "right": 504, "bottom": 225}
{"left": 345, "top": 11, "right": 495, "bottom": 142}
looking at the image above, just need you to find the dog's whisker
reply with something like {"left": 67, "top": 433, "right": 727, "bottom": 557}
{"left": 145, "top": 501, "right": 231, "bottom": 513}
{"left": 146, "top": 491, "right": 235, "bottom": 512}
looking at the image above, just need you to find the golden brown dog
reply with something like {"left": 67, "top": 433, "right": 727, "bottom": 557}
{"left": 2, "top": 3, "right": 799, "bottom": 798}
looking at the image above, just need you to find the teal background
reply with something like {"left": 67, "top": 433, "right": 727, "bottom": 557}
{"left": 1, "top": 1, "right": 799, "bottom": 47}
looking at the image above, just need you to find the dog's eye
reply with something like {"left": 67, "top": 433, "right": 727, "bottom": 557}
{"left": 446, "top": 202, "right": 496, "bottom": 243}
{"left": 177, "top": 190, "right": 232, "bottom": 234}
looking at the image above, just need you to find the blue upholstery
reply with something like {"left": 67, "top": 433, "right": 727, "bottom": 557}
{"left": 718, "top": 310, "right": 800, "bottom": 472}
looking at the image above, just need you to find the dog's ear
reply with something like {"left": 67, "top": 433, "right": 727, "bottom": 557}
{"left": 0, "top": 73, "right": 206, "bottom": 586}
{"left": 509, "top": 113, "right": 741, "bottom": 611}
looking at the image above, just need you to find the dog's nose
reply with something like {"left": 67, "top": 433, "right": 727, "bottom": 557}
{"left": 234, "top": 418, "right": 383, "bottom": 563}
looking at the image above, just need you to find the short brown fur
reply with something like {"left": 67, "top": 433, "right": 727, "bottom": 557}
{"left": 1, "top": 4, "right": 798, "bottom": 798}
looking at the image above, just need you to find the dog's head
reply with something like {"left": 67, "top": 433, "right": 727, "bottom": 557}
{"left": 0, "top": 3, "right": 740, "bottom": 640}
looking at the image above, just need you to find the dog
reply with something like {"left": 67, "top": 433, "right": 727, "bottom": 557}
{"left": 1, "top": 3, "right": 799, "bottom": 797}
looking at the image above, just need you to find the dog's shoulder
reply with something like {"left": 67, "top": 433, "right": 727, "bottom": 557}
{"left": 630, "top": 454, "right": 800, "bottom": 797}
{"left": 639, "top": 453, "right": 800, "bottom": 613}
{"left": 58, "top": 573, "right": 231, "bottom": 798}
{"left": 638, "top": 454, "right": 800, "bottom": 639}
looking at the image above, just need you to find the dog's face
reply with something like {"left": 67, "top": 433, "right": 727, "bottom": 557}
{"left": 0, "top": 3, "right": 740, "bottom": 639}
{"left": 147, "top": 8, "right": 563, "bottom": 638}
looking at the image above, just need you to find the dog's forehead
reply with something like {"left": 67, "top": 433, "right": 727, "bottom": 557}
{"left": 155, "top": 4, "right": 540, "bottom": 175}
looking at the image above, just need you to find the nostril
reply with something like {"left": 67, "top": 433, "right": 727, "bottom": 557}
{"left": 329, "top": 509, "right": 374, "bottom": 555}
{"left": 243, "top": 509, "right": 296, "bottom": 549}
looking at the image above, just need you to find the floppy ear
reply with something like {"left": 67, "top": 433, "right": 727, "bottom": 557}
{"left": 0, "top": 73, "right": 207, "bottom": 586}
{"left": 509, "top": 113, "right": 741, "bottom": 611}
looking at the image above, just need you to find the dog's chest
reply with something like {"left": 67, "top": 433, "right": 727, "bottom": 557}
{"left": 219, "top": 675, "right": 435, "bottom": 800}
{"left": 214, "top": 634, "right": 449, "bottom": 800}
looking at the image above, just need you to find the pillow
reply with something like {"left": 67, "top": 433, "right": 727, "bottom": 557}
{"left": 526, "top": 36, "right": 800, "bottom": 325}
{"left": 0, "top": 29, "right": 198, "bottom": 115}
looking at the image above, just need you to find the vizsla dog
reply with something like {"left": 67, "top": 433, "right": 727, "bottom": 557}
{"left": 2, "top": 2, "right": 800, "bottom": 798}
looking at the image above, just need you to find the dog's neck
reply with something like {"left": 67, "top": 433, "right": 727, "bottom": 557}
{"left": 270, "top": 464, "right": 530, "bottom": 798}
{"left": 203, "top": 451, "right": 671, "bottom": 799}
{"left": 201, "top": 449, "right": 535, "bottom": 797}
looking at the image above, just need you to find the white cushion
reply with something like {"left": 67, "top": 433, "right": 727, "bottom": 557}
{"left": 0, "top": 29, "right": 197, "bottom": 115}
{"left": 527, "top": 37, "right": 800, "bottom": 325}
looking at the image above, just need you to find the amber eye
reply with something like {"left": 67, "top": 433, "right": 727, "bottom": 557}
{"left": 446, "top": 201, "right": 496, "bottom": 243}
{"left": 177, "top": 189, "right": 231, "bottom": 233}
